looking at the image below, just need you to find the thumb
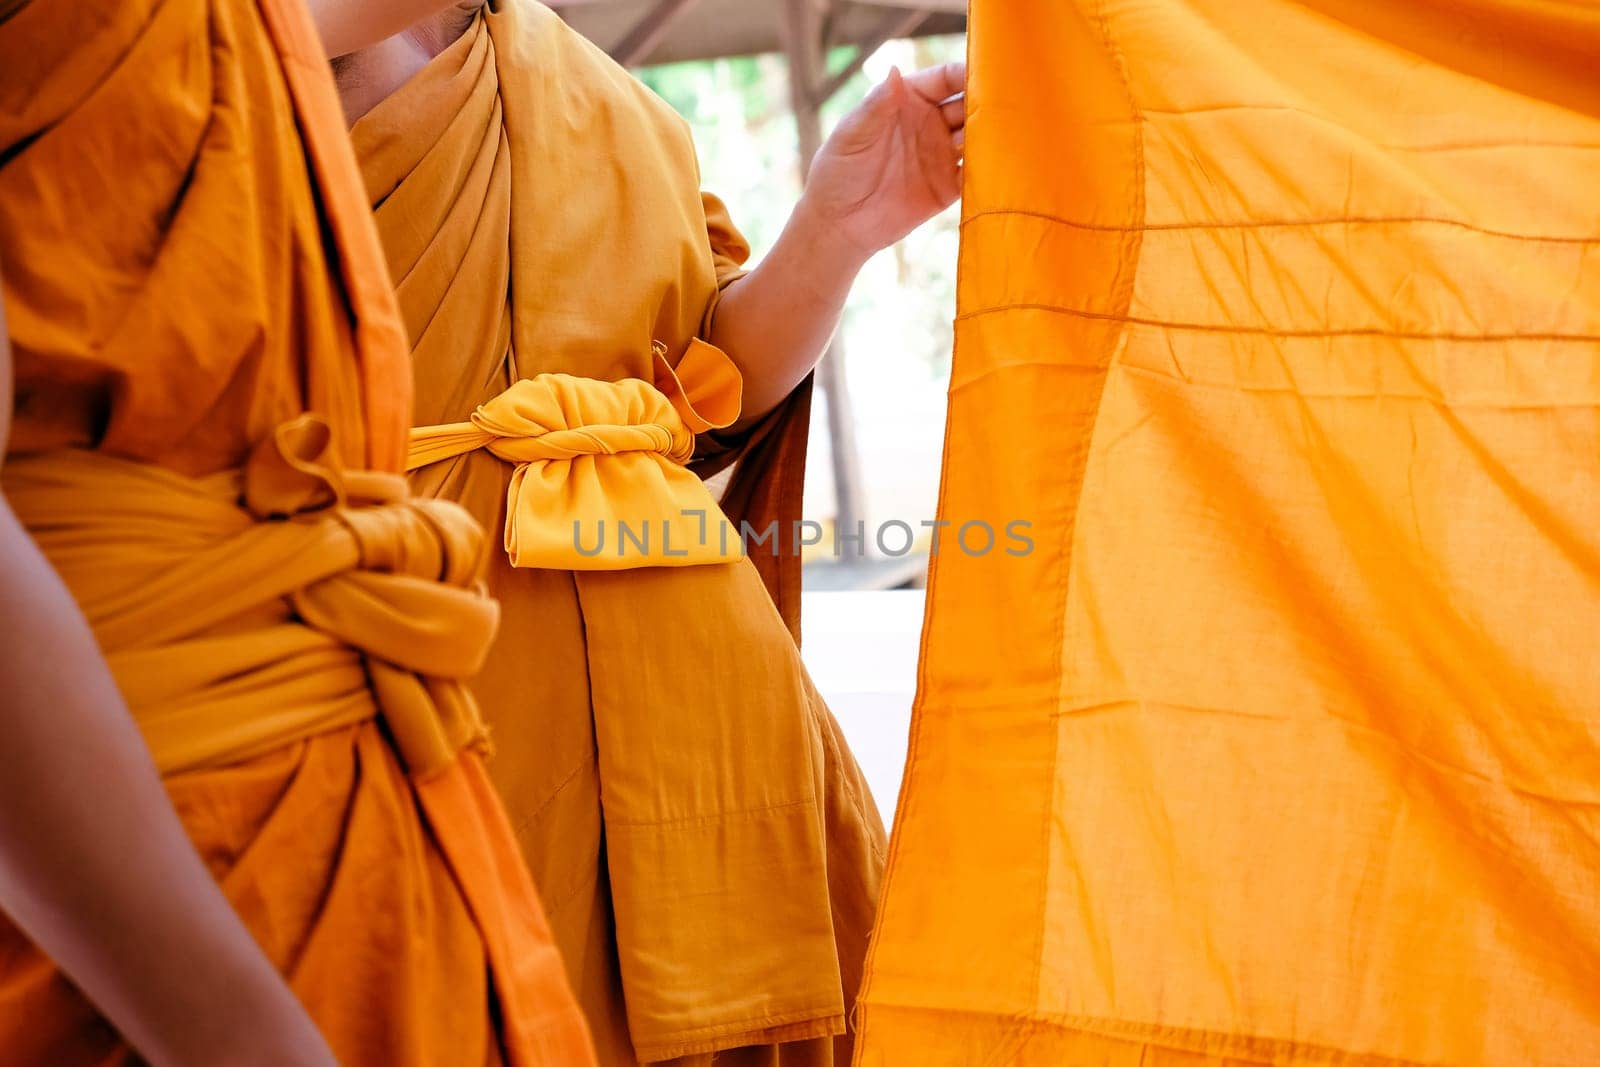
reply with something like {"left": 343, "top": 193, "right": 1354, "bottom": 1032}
{"left": 860, "top": 65, "right": 906, "bottom": 117}
{"left": 882, "top": 65, "right": 907, "bottom": 105}
{"left": 829, "top": 65, "right": 904, "bottom": 150}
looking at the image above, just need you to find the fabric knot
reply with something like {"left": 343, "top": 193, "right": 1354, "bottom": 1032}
{"left": 4, "top": 424, "right": 500, "bottom": 779}
{"left": 473, "top": 375, "right": 695, "bottom": 465}
{"left": 407, "top": 338, "right": 749, "bottom": 570}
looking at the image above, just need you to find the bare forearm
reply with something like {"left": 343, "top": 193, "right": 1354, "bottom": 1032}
{"left": 709, "top": 195, "right": 870, "bottom": 428}
{"left": 0, "top": 503, "right": 336, "bottom": 1066}
{"left": 711, "top": 60, "right": 964, "bottom": 427}
{"left": 308, "top": 0, "right": 469, "bottom": 57}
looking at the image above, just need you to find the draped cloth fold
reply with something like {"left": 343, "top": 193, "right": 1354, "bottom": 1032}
{"left": 408, "top": 339, "right": 745, "bottom": 569}
{"left": 3, "top": 433, "right": 590, "bottom": 1067}
{"left": 0, "top": 0, "right": 594, "bottom": 1061}
{"left": 858, "top": 1, "right": 1600, "bottom": 1064}
{"left": 0, "top": 438, "right": 595, "bottom": 1062}
{"left": 351, "top": 2, "right": 884, "bottom": 1062}
{"left": 5, "top": 415, "right": 496, "bottom": 778}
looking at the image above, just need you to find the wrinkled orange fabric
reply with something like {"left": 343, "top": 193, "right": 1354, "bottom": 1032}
{"left": 0, "top": 0, "right": 593, "bottom": 1062}
{"left": 349, "top": 2, "right": 886, "bottom": 1062}
{"left": 857, "top": 1, "right": 1600, "bottom": 1065}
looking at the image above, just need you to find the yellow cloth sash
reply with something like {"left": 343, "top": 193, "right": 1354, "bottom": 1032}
{"left": 3, "top": 417, "right": 498, "bottom": 777}
{"left": 407, "top": 338, "right": 745, "bottom": 570}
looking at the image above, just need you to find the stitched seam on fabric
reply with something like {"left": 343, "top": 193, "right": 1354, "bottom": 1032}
{"left": 542, "top": 857, "right": 601, "bottom": 913}
{"left": 1127, "top": 102, "right": 1600, "bottom": 155}
{"left": 1022, "top": 0, "right": 1150, "bottom": 1027}
{"left": 1054, "top": 696, "right": 1600, "bottom": 808}
{"left": 509, "top": 750, "right": 594, "bottom": 837}
{"left": 1050, "top": 1012, "right": 1439, "bottom": 1067}
{"left": 960, "top": 207, "right": 1600, "bottom": 245}
{"left": 1112, "top": 359, "right": 1600, "bottom": 407}
{"left": 602, "top": 795, "right": 817, "bottom": 830}
{"left": 1052, "top": 696, "right": 1288, "bottom": 722}
{"left": 814, "top": 683, "right": 889, "bottom": 866}
{"left": 955, "top": 304, "right": 1600, "bottom": 343}
{"left": 631, "top": 1004, "right": 842, "bottom": 1049}
{"left": 636, "top": 1016, "right": 841, "bottom": 1063}
{"left": 863, "top": 1001, "right": 1436, "bottom": 1066}
{"left": 854, "top": 2, "right": 979, "bottom": 1043}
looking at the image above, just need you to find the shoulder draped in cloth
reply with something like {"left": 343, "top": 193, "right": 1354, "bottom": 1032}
{"left": 350, "top": 2, "right": 885, "bottom": 1062}
{"left": 0, "top": 1, "right": 595, "bottom": 1062}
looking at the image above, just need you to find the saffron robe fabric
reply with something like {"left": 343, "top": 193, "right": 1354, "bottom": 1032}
{"left": 857, "top": 1, "right": 1600, "bottom": 1064}
{"left": 0, "top": 0, "right": 593, "bottom": 1062}
{"left": 350, "top": 2, "right": 886, "bottom": 1062}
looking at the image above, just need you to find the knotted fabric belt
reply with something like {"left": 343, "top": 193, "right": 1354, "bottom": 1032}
{"left": 3, "top": 416, "right": 498, "bottom": 778}
{"left": 407, "top": 339, "right": 746, "bottom": 569}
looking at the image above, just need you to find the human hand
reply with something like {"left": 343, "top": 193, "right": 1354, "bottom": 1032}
{"left": 798, "top": 61, "right": 966, "bottom": 263}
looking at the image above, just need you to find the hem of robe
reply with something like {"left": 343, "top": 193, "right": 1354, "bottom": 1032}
{"left": 636, "top": 1010, "right": 844, "bottom": 1062}
{"left": 856, "top": 1005, "right": 1429, "bottom": 1067}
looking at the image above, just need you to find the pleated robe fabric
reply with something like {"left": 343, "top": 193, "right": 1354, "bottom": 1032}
{"left": 0, "top": 0, "right": 593, "bottom": 1062}
{"left": 349, "top": 2, "right": 885, "bottom": 1063}
{"left": 857, "top": 1, "right": 1600, "bottom": 1064}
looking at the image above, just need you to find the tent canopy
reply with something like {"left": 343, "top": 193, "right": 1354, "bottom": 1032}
{"left": 548, "top": 0, "right": 965, "bottom": 67}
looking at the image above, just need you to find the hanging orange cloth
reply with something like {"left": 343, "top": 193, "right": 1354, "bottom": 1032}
{"left": 349, "top": 2, "right": 885, "bottom": 1062}
{"left": 0, "top": 0, "right": 593, "bottom": 1063}
{"left": 858, "top": 1, "right": 1600, "bottom": 1065}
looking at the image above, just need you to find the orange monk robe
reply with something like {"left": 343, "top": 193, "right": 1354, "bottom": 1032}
{"left": 857, "top": 1, "right": 1600, "bottom": 1064}
{"left": 350, "top": 2, "right": 886, "bottom": 1063}
{"left": 0, "top": 1, "right": 593, "bottom": 1063}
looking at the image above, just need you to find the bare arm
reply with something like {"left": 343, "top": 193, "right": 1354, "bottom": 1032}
{"left": 307, "top": 0, "right": 474, "bottom": 58}
{"left": 711, "top": 63, "right": 966, "bottom": 427}
{"left": 709, "top": 198, "right": 866, "bottom": 426}
{"left": 0, "top": 282, "right": 335, "bottom": 1065}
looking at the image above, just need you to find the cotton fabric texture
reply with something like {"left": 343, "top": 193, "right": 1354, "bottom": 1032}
{"left": 857, "top": 1, "right": 1600, "bottom": 1064}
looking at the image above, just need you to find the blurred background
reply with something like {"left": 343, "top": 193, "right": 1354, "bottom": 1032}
{"left": 550, "top": 0, "right": 968, "bottom": 813}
